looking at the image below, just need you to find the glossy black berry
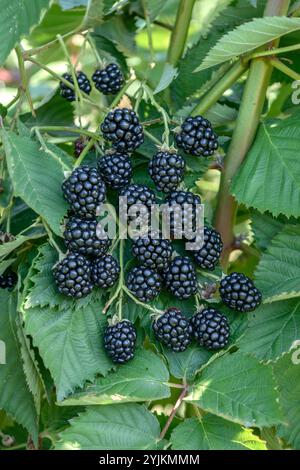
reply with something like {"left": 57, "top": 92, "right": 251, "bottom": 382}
{"left": 163, "top": 256, "right": 198, "bottom": 300}
{"left": 92, "top": 63, "right": 124, "bottom": 95}
{"left": 60, "top": 71, "right": 91, "bottom": 102}
{"left": 163, "top": 190, "right": 202, "bottom": 240}
{"left": 91, "top": 254, "right": 120, "bottom": 289}
{"left": 175, "top": 116, "right": 218, "bottom": 157}
{"left": 190, "top": 308, "right": 230, "bottom": 350}
{"left": 101, "top": 108, "right": 144, "bottom": 152}
{"left": 62, "top": 166, "right": 106, "bottom": 219}
{"left": 148, "top": 151, "right": 185, "bottom": 193}
{"left": 190, "top": 226, "right": 223, "bottom": 270}
{"left": 53, "top": 253, "right": 93, "bottom": 299}
{"left": 63, "top": 216, "right": 111, "bottom": 257}
{"left": 0, "top": 269, "right": 17, "bottom": 290}
{"left": 97, "top": 152, "right": 133, "bottom": 190}
{"left": 152, "top": 308, "right": 192, "bottom": 352}
{"left": 74, "top": 137, "right": 94, "bottom": 158}
{"left": 132, "top": 232, "right": 172, "bottom": 271}
{"left": 104, "top": 320, "right": 137, "bottom": 364}
{"left": 126, "top": 265, "right": 162, "bottom": 302}
{"left": 220, "top": 272, "right": 262, "bottom": 312}
{"left": 120, "top": 184, "right": 156, "bottom": 223}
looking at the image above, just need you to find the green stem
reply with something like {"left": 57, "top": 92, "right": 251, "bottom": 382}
{"left": 270, "top": 58, "right": 300, "bottom": 80}
{"left": 192, "top": 60, "right": 248, "bottom": 116}
{"left": 74, "top": 137, "right": 97, "bottom": 167}
{"left": 167, "top": 0, "right": 196, "bottom": 66}
{"left": 24, "top": 28, "right": 84, "bottom": 57}
{"left": 109, "top": 78, "right": 136, "bottom": 109}
{"left": 123, "top": 286, "right": 162, "bottom": 314}
{"left": 33, "top": 126, "right": 101, "bottom": 141}
{"left": 42, "top": 219, "right": 64, "bottom": 258}
{"left": 57, "top": 34, "right": 83, "bottom": 111}
{"left": 33, "top": 128, "right": 70, "bottom": 171}
{"left": 141, "top": 0, "right": 155, "bottom": 63}
{"left": 87, "top": 33, "right": 104, "bottom": 67}
{"left": 144, "top": 129, "right": 161, "bottom": 146}
{"left": 6, "top": 89, "right": 21, "bottom": 109}
{"left": 103, "top": 238, "right": 124, "bottom": 315}
{"left": 214, "top": 0, "right": 291, "bottom": 269}
{"left": 251, "top": 42, "right": 300, "bottom": 58}
{"left": 15, "top": 45, "right": 35, "bottom": 117}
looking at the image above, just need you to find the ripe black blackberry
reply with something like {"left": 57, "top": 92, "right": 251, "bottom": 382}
{"left": 60, "top": 71, "right": 91, "bottom": 101}
{"left": 220, "top": 272, "right": 262, "bottom": 312}
{"left": 0, "top": 269, "right": 17, "bottom": 290}
{"left": 91, "top": 254, "right": 120, "bottom": 289}
{"left": 152, "top": 308, "right": 192, "bottom": 352}
{"left": 97, "top": 152, "right": 132, "bottom": 190}
{"left": 163, "top": 190, "right": 202, "bottom": 240}
{"left": 190, "top": 308, "right": 230, "bottom": 351}
{"left": 163, "top": 256, "right": 198, "bottom": 300}
{"left": 190, "top": 226, "right": 223, "bottom": 270}
{"left": 53, "top": 253, "right": 93, "bottom": 299}
{"left": 101, "top": 108, "right": 144, "bottom": 152}
{"left": 148, "top": 150, "right": 185, "bottom": 193}
{"left": 120, "top": 184, "right": 156, "bottom": 223}
{"left": 104, "top": 320, "right": 137, "bottom": 364}
{"left": 175, "top": 116, "right": 218, "bottom": 157}
{"left": 63, "top": 216, "right": 111, "bottom": 257}
{"left": 126, "top": 265, "right": 162, "bottom": 302}
{"left": 92, "top": 63, "right": 124, "bottom": 95}
{"left": 62, "top": 166, "right": 106, "bottom": 218}
{"left": 132, "top": 232, "right": 172, "bottom": 271}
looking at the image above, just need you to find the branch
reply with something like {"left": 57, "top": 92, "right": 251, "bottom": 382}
{"left": 159, "top": 384, "right": 189, "bottom": 440}
{"left": 167, "top": 0, "right": 196, "bottom": 67}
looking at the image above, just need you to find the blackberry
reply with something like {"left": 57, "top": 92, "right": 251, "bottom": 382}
{"left": 220, "top": 272, "right": 262, "bottom": 312}
{"left": 62, "top": 166, "right": 106, "bottom": 218}
{"left": 120, "top": 184, "right": 156, "bottom": 224}
{"left": 163, "top": 256, "right": 197, "bottom": 300}
{"left": 190, "top": 226, "right": 223, "bottom": 270}
{"left": 101, "top": 108, "right": 144, "bottom": 152}
{"left": 91, "top": 254, "right": 120, "bottom": 289}
{"left": 53, "top": 253, "right": 93, "bottom": 299}
{"left": 63, "top": 216, "right": 111, "bottom": 257}
{"left": 74, "top": 137, "right": 94, "bottom": 158}
{"left": 190, "top": 308, "right": 230, "bottom": 350}
{"left": 97, "top": 152, "right": 132, "bottom": 190}
{"left": 175, "top": 116, "right": 218, "bottom": 157}
{"left": 126, "top": 265, "right": 162, "bottom": 302}
{"left": 132, "top": 232, "right": 172, "bottom": 271}
{"left": 60, "top": 71, "right": 91, "bottom": 102}
{"left": 0, "top": 269, "right": 17, "bottom": 290}
{"left": 92, "top": 63, "right": 124, "bottom": 95}
{"left": 163, "top": 190, "right": 202, "bottom": 240}
{"left": 148, "top": 151, "right": 185, "bottom": 193}
{"left": 104, "top": 320, "right": 137, "bottom": 364}
{"left": 152, "top": 308, "right": 192, "bottom": 352}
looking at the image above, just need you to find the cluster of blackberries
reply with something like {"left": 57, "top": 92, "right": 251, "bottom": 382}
{"left": 54, "top": 165, "right": 120, "bottom": 299}
{"left": 60, "top": 63, "right": 124, "bottom": 102}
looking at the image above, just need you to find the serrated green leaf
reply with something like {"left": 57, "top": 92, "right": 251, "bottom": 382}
{"left": 60, "top": 349, "right": 170, "bottom": 406}
{"left": 154, "top": 63, "right": 178, "bottom": 95}
{"left": 171, "top": 415, "right": 267, "bottom": 450}
{"left": 1, "top": 129, "right": 69, "bottom": 235}
{"left": 185, "top": 351, "right": 282, "bottom": 428}
{"left": 255, "top": 225, "right": 300, "bottom": 301}
{"left": 0, "top": 233, "right": 45, "bottom": 259}
{"left": 238, "top": 299, "right": 300, "bottom": 362}
{"left": 232, "top": 118, "right": 300, "bottom": 218}
{"left": 83, "top": 0, "right": 104, "bottom": 27}
{"left": 251, "top": 210, "right": 288, "bottom": 251}
{"left": 195, "top": 17, "right": 300, "bottom": 72}
{"left": 0, "top": 0, "right": 50, "bottom": 64}
{"left": 24, "top": 298, "right": 112, "bottom": 401}
{"left": 164, "top": 345, "right": 212, "bottom": 384}
{"left": 55, "top": 404, "right": 161, "bottom": 449}
{"left": 204, "top": 103, "right": 238, "bottom": 128}
{"left": 273, "top": 352, "right": 300, "bottom": 450}
{"left": 92, "top": 32, "right": 128, "bottom": 73}
{"left": 0, "top": 292, "right": 38, "bottom": 443}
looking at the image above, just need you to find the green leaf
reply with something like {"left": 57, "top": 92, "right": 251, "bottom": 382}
{"left": 0, "top": 258, "right": 16, "bottom": 275}
{"left": 0, "top": 292, "right": 38, "bottom": 442}
{"left": 251, "top": 210, "right": 288, "bottom": 250}
{"left": 0, "top": 0, "right": 50, "bottom": 64}
{"left": 195, "top": 17, "right": 300, "bottom": 72}
{"left": 171, "top": 415, "right": 267, "bottom": 450}
{"left": 154, "top": 63, "right": 178, "bottom": 95}
{"left": 130, "top": 0, "right": 166, "bottom": 21}
{"left": 238, "top": 299, "right": 300, "bottom": 362}
{"left": 83, "top": 0, "right": 104, "bottom": 27}
{"left": 92, "top": 32, "right": 128, "bottom": 73}
{"left": 164, "top": 345, "right": 212, "bottom": 384}
{"left": 185, "top": 351, "right": 282, "bottom": 428}
{"left": 231, "top": 118, "right": 300, "bottom": 218}
{"left": 23, "top": 297, "right": 112, "bottom": 401}
{"left": 255, "top": 225, "right": 300, "bottom": 302}
{"left": 273, "top": 352, "right": 300, "bottom": 449}
{"left": 1, "top": 129, "right": 69, "bottom": 235}
{"left": 204, "top": 103, "right": 238, "bottom": 128}
{"left": 0, "top": 233, "right": 44, "bottom": 259}
{"left": 60, "top": 349, "right": 170, "bottom": 406}
{"left": 55, "top": 404, "right": 161, "bottom": 449}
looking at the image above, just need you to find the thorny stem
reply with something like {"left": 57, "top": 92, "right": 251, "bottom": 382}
{"left": 15, "top": 45, "right": 35, "bottom": 117}
{"left": 159, "top": 383, "right": 189, "bottom": 440}
{"left": 214, "top": 0, "right": 291, "bottom": 269}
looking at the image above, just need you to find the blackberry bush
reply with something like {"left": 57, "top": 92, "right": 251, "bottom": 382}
{"left": 152, "top": 308, "right": 192, "bottom": 352}
{"left": 101, "top": 108, "right": 144, "bottom": 152}
{"left": 60, "top": 71, "right": 91, "bottom": 101}
{"left": 220, "top": 272, "right": 262, "bottom": 313}
{"left": 97, "top": 152, "right": 133, "bottom": 190}
{"left": 163, "top": 256, "right": 198, "bottom": 300}
{"left": 92, "top": 63, "right": 124, "bottom": 95}
{"left": 63, "top": 216, "right": 111, "bottom": 257}
{"left": 148, "top": 150, "right": 185, "bottom": 193}
{"left": 190, "top": 308, "right": 230, "bottom": 350}
{"left": 175, "top": 116, "right": 219, "bottom": 157}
